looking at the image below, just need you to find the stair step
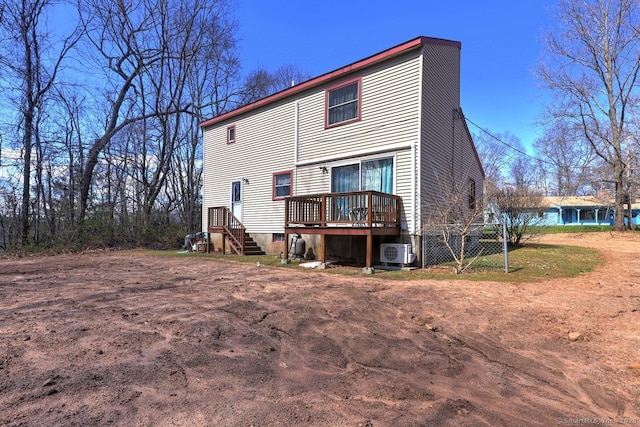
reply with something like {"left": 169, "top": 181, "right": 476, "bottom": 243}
{"left": 218, "top": 215, "right": 265, "bottom": 256}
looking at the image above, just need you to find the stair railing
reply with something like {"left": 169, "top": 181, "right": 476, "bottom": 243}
{"left": 208, "top": 206, "right": 246, "bottom": 254}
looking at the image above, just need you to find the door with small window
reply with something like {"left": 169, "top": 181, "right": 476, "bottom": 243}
{"left": 230, "top": 180, "right": 242, "bottom": 220}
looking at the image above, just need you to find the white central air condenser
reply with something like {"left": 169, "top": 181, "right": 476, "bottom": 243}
{"left": 380, "top": 243, "right": 416, "bottom": 265}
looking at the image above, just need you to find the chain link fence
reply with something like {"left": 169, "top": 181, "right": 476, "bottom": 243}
{"left": 421, "top": 223, "right": 508, "bottom": 273}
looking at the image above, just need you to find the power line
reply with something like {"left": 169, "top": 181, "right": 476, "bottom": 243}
{"left": 464, "top": 116, "right": 555, "bottom": 167}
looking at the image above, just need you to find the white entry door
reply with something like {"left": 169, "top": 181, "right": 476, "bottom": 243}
{"left": 231, "top": 180, "right": 242, "bottom": 220}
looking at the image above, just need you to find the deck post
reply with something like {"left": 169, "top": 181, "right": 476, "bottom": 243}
{"left": 320, "top": 195, "right": 326, "bottom": 227}
{"left": 282, "top": 191, "right": 401, "bottom": 269}
{"left": 367, "top": 192, "right": 373, "bottom": 228}
{"left": 320, "top": 234, "right": 326, "bottom": 264}
{"left": 282, "top": 232, "right": 290, "bottom": 264}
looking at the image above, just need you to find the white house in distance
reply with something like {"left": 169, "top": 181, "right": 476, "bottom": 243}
{"left": 200, "top": 36, "right": 484, "bottom": 269}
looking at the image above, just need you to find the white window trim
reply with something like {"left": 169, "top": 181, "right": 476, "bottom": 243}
{"left": 329, "top": 155, "right": 396, "bottom": 194}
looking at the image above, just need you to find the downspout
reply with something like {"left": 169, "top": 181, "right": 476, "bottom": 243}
{"left": 294, "top": 101, "right": 299, "bottom": 195}
{"left": 411, "top": 141, "right": 417, "bottom": 234}
{"left": 414, "top": 50, "right": 424, "bottom": 238}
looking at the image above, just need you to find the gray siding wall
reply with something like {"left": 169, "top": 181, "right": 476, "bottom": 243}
{"left": 418, "top": 43, "right": 484, "bottom": 230}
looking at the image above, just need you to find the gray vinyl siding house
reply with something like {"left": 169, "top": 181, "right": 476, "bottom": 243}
{"left": 200, "top": 36, "right": 484, "bottom": 266}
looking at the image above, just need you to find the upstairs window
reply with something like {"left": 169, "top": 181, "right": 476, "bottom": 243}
{"left": 326, "top": 77, "right": 361, "bottom": 127}
{"left": 273, "top": 170, "right": 292, "bottom": 200}
{"left": 227, "top": 125, "right": 236, "bottom": 144}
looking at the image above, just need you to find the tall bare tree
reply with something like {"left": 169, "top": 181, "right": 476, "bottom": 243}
{"left": 0, "top": 0, "right": 80, "bottom": 245}
{"left": 539, "top": 0, "right": 640, "bottom": 230}
{"left": 74, "top": 0, "right": 239, "bottom": 232}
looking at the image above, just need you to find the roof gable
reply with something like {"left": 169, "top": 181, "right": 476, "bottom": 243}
{"left": 200, "top": 36, "right": 461, "bottom": 128}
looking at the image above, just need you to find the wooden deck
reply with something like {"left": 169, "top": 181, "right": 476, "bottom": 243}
{"left": 284, "top": 191, "right": 402, "bottom": 268}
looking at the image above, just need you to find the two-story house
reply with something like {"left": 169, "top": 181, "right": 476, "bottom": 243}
{"left": 200, "top": 36, "right": 484, "bottom": 269}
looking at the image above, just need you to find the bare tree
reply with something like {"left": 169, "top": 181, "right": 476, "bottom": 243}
{"left": 534, "top": 118, "right": 601, "bottom": 196}
{"left": 0, "top": 0, "right": 310, "bottom": 250}
{"left": 473, "top": 130, "right": 528, "bottom": 200}
{"left": 423, "top": 164, "right": 485, "bottom": 273}
{"left": 539, "top": 0, "right": 640, "bottom": 230}
{"left": 240, "top": 64, "right": 311, "bottom": 105}
{"left": 74, "top": 0, "right": 239, "bottom": 233}
{"left": 495, "top": 185, "right": 545, "bottom": 246}
{"left": 53, "top": 87, "right": 86, "bottom": 234}
{"left": 0, "top": 0, "right": 80, "bottom": 245}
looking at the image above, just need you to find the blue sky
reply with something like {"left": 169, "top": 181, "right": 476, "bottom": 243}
{"left": 235, "top": 0, "right": 555, "bottom": 152}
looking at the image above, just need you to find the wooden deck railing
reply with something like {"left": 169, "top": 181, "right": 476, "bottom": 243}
{"left": 285, "top": 191, "right": 401, "bottom": 228}
{"left": 208, "top": 206, "right": 245, "bottom": 253}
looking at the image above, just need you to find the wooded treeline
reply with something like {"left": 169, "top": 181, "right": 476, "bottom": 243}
{"left": 1, "top": 0, "right": 639, "bottom": 252}
{"left": 0, "top": 0, "right": 306, "bottom": 250}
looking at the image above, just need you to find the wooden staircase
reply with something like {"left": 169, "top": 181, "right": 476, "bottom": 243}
{"left": 207, "top": 206, "right": 265, "bottom": 256}
{"left": 241, "top": 233, "right": 265, "bottom": 256}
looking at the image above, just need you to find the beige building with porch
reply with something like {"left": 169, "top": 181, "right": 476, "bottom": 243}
{"left": 200, "top": 36, "right": 484, "bottom": 268}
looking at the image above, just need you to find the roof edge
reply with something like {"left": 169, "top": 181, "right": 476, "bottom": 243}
{"left": 200, "top": 36, "right": 461, "bottom": 128}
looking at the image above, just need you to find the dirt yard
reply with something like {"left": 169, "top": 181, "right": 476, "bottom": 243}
{"left": 1, "top": 233, "right": 639, "bottom": 426}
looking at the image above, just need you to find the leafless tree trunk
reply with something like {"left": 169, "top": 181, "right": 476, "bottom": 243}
{"left": 54, "top": 88, "right": 85, "bottom": 232}
{"left": 75, "top": 0, "right": 239, "bottom": 234}
{"left": 0, "top": 0, "right": 80, "bottom": 246}
{"left": 539, "top": 0, "right": 640, "bottom": 230}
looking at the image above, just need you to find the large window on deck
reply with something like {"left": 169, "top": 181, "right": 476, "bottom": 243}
{"left": 331, "top": 157, "right": 393, "bottom": 193}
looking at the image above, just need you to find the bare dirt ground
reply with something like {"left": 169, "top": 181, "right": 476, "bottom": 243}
{"left": 1, "top": 233, "right": 639, "bottom": 426}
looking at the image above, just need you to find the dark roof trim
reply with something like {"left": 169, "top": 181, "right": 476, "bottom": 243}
{"left": 460, "top": 108, "right": 486, "bottom": 179}
{"left": 200, "top": 36, "right": 461, "bottom": 128}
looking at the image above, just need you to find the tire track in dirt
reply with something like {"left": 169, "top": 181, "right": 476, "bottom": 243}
{"left": 1, "top": 238, "right": 639, "bottom": 425}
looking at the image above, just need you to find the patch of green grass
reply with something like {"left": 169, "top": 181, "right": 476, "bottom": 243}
{"left": 146, "top": 241, "right": 604, "bottom": 283}
{"left": 354, "top": 243, "right": 601, "bottom": 282}
{"left": 528, "top": 225, "right": 614, "bottom": 234}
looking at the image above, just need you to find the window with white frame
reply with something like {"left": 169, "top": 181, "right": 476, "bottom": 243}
{"left": 272, "top": 170, "right": 292, "bottom": 200}
{"left": 326, "top": 78, "right": 361, "bottom": 127}
{"left": 227, "top": 125, "right": 236, "bottom": 144}
{"left": 331, "top": 157, "right": 393, "bottom": 193}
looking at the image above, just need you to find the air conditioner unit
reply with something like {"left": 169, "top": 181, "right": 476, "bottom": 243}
{"left": 380, "top": 243, "right": 416, "bottom": 265}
